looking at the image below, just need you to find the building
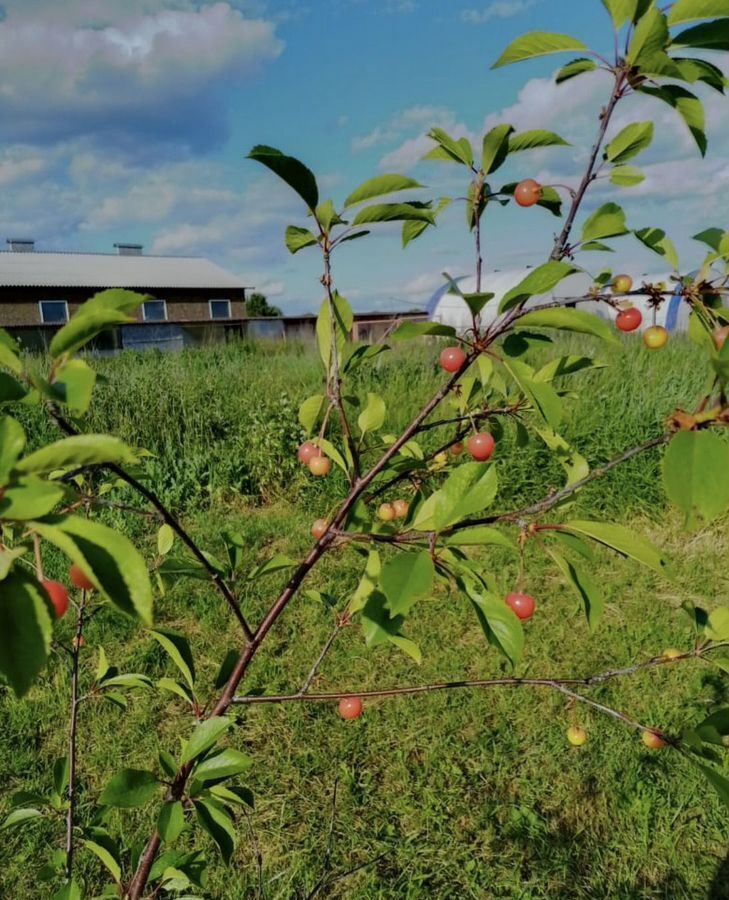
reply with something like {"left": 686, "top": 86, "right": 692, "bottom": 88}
{"left": 0, "top": 238, "right": 251, "bottom": 351}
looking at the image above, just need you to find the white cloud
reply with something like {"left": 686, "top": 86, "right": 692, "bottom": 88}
{"left": 352, "top": 105, "right": 455, "bottom": 154}
{"left": 0, "top": 3, "right": 283, "bottom": 150}
{"left": 461, "top": 0, "right": 538, "bottom": 24}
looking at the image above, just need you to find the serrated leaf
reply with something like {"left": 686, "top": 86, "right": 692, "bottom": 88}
{"left": 548, "top": 548, "right": 605, "bottom": 631}
{"left": 492, "top": 31, "right": 588, "bottom": 68}
{"left": 158, "top": 801, "right": 186, "bottom": 844}
{"left": 517, "top": 307, "right": 619, "bottom": 344}
{"left": 380, "top": 551, "right": 434, "bottom": 617}
{"left": 669, "top": 0, "right": 729, "bottom": 26}
{"left": 247, "top": 145, "right": 318, "bottom": 211}
{"left": 663, "top": 430, "right": 729, "bottom": 528}
{"left": 581, "top": 203, "right": 629, "bottom": 243}
{"left": 358, "top": 393, "right": 386, "bottom": 436}
{"left": 151, "top": 629, "right": 196, "bottom": 690}
{"left": 504, "top": 359, "right": 563, "bottom": 429}
{"left": 481, "top": 124, "right": 514, "bottom": 175}
{"left": 627, "top": 6, "right": 669, "bottom": 63}
{"left": 468, "top": 586, "right": 524, "bottom": 668}
{"left": 442, "top": 526, "right": 517, "bottom": 549}
{"left": 0, "top": 476, "right": 65, "bottom": 520}
{"left": 560, "top": 520, "right": 668, "bottom": 574}
{"left": 180, "top": 717, "right": 232, "bottom": 765}
{"left": 640, "top": 84, "right": 707, "bottom": 154}
{"left": 298, "top": 394, "right": 326, "bottom": 435}
{"left": 16, "top": 435, "right": 136, "bottom": 475}
{"left": 285, "top": 225, "right": 318, "bottom": 255}
{"left": 0, "top": 571, "right": 54, "bottom": 697}
{"left": 32, "top": 516, "right": 153, "bottom": 625}
{"left": 672, "top": 18, "right": 729, "bottom": 51}
{"left": 193, "top": 748, "right": 253, "bottom": 783}
{"left": 99, "top": 769, "right": 160, "bottom": 808}
{"left": 1, "top": 808, "right": 43, "bottom": 830}
{"left": 49, "top": 306, "right": 138, "bottom": 359}
{"left": 194, "top": 799, "right": 236, "bottom": 864}
{"left": 344, "top": 174, "right": 423, "bottom": 208}
{"left": 601, "top": 0, "right": 641, "bottom": 29}
{"left": 425, "top": 127, "right": 474, "bottom": 166}
{"left": 84, "top": 839, "right": 122, "bottom": 882}
{"left": 508, "top": 129, "right": 570, "bottom": 151}
{"left": 604, "top": 122, "right": 654, "bottom": 163}
{"left": 351, "top": 203, "right": 435, "bottom": 227}
{"left": 556, "top": 57, "right": 598, "bottom": 83}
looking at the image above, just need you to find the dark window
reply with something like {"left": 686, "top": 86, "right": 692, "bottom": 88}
{"left": 209, "top": 299, "right": 231, "bottom": 320}
{"left": 39, "top": 300, "right": 69, "bottom": 324}
{"left": 142, "top": 300, "right": 167, "bottom": 322}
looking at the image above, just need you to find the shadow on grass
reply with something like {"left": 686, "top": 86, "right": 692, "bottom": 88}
{"left": 709, "top": 853, "right": 729, "bottom": 900}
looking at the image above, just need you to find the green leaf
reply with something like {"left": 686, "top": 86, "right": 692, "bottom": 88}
{"left": 548, "top": 549, "right": 605, "bottom": 631}
{"left": 344, "top": 174, "right": 423, "bottom": 208}
{"left": 298, "top": 394, "right": 326, "bottom": 435}
{"left": 391, "top": 321, "right": 457, "bottom": 340}
{"left": 99, "top": 769, "right": 160, "bottom": 808}
{"left": 247, "top": 145, "right": 319, "bottom": 211}
{"left": 32, "top": 516, "right": 153, "bottom": 625}
{"left": 555, "top": 57, "right": 598, "bottom": 83}
{"left": 357, "top": 393, "right": 386, "bottom": 436}
{"left": 52, "top": 880, "right": 82, "bottom": 900}
{"left": 0, "top": 476, "right": 65, "bottom": 520}
{"left": 604, "top": 122, "right": 654, "bottom": 163}
{"left": 151, "top": 629, "right": 196, "bottom": 690}
{"left": 601, "top": 0, "right": 641, "bottom": 29}
{"left": 180, "top": 717, "right": 232, "bottom": 765}
{"left": 634, "top": 227, "right": 680, "bottom": 269}
{"left": 516, "top": 308, "right": 619, "bottom": 344}
{"left": 504, "top": 359, "right": 563, "bottom": 429}
{"left": 695, "top": 762, "right": 729, "bottom": 809}
{"left": 351, "top": 203, "right": 435, "bottom": 227}
{"left": 481, "top": 124, "right": 514, "bottom": 176}
{"left": 0, "top": 372, "right": 27, "bottom": 405}
{"left": 581, "top": 241, "right": 616, "bottom": 251}
{"left": 314, "top": 199, "right": 344, "bottom": 231}
{"left": 669, "top": 0, "right": 729, "bottom": 26}
{"left": 284, "top": 226, "right": 318, "bottom": 255}
{"left": 194, "top": 799, "right": 236, "bottom": 864}
{"left": 663, "top": 430, "right": 729, "bottom": 528}
{"left": 0, "top": 337, "right": 22, "bottom": 375}
{"left": 672, "top": 18, "right": 729, "bottom": 50}
{"left": 492, "top": 31, "right": 588, "bottom": 68}
{"left": 16, "top": 435, "right": 136, "bottom": 475}
{"left": 47, "top": 359, "right": 96, "bottom": 417}
{"left": 673, "top": 56, "right": 727, "bottom": 92}
{"left": 157, "top": 524, "right": 174, "bottom": 556}
{"left": 193, "top": 748, "right": 252, "bottom": 783}
{"left": 0, "top": 571, "right": 53, "bottom": 697}
{"left": 462, "top": 293, "right": 495, "bottom": 317}
{"left": 706, "top": 607, "right": 729, "bottom": 641}
{"left": 0, "top": 546, "right": 25, "bottom": 580}
{"left": 49, "top": 307, "right": 137, "bottom": 359}
{"left": 581, "top": 203, "right": 629, "bottom": 243}
{"left": 402, "top": 196, "right": 450, "bottom": 247}
{"left": 693, "top": 227, "right": 725, "bottom": 251}
{"left": 499, "top": 262, "right": 577, "bottom": 313}
{"left": 316, "top": 292, "right": 353, "bottom": 371}
{"left": 535, "top": 427, "right": 590, "bottom": 487}
{"left": 508, "top": 129, "right": 570, "bottom": 151}
{"left": 343, "top": 343, "right": 389, "bottom": 375}
{"left": 640, "top": 83, "right": 707, "bottom": 154}
{"left": 84, "top": 839, "right": 122, "bottom": 883}
{"left": 442, "top": 526, "right": 517, "bottom": 550}
{"left": 627, "top": 6, "right": 669, "bottom": 63}
{"left": 314, "top": 436, "right": 349, "bottom": 474}
{"left": 158, "top": 801, "right": 186, "bottom": 844}
{"left": 610, "top": 165, "right": 645, "bottom": 186}
{"left": 560, "top": 520, "right": 668, "bottom": 574}
{"left": 425, "top": 127, "right": 474, "bottom": 166}
{"left": 380, "top": 551, "right": 434, "bottom": 617}
{"left": 1, "top": 807, "right": 43, "bottom": 830}
{"left": 247, "top": 553, "right": 296, "bottom": 580}
{"left": 0, "top": 415, "right": 25, "bottom": 484}
{"left": 360, "top": 590, "right": 410, "bottom": 649}
{"left": 468, "top": 586, "right": 524, "bottom": 668}
{"left": 157, "top": 677, "right": 194, "bottom": 705}
{"left": 53, "top": 755, "right": 69, "bottom": 796}
{"left": 413, "top": 463, "right": 498, "bottom": 531}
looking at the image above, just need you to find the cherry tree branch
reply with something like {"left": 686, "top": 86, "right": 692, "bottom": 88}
{"left": 65, "top": 595, "right": 86, "bottom": 882}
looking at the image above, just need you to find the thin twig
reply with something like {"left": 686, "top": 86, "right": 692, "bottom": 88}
{"left": 242, "top": 806, "right": 266, "bottom": 899}
{"left": 300, "top": 620, "right": 346, "bottom": 694}
{"left": 305, "top": 776, "right": 340, "bottom": 899}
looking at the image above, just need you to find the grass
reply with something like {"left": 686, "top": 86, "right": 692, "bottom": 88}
{"left": 1, "top": 335, "right": 728, "bottom": 899}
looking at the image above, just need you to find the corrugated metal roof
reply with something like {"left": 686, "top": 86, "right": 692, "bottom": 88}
{"left": 0, "top": 251, "right": 249, "bottom": 290}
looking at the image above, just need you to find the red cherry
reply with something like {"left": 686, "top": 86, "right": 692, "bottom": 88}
{"left": 439, "top": 346, "right": 466, "bottom": 373}
{"left": 297, "top": 442, "right": 318, "bottom": 465}
{"left": 308, "top": 454, "right": 331, "bottom": 477}
{"left": 467, "top": 432, "right": 495, "bottom": 461}
{"left": 42, "top": 580, "right": 70, "bottom": 619}
{"left": 450, "top": 441, "right": 465, "bottom": 456}
{"left": 505, "top": 591, "right": 535, "bottom": 621}
{"left": 338, "top": 697, "right": 363, "bottom": 720}
{"left": 69, "top": 563, "right": 95, "bottom": 592}
{"left": 514, "top": 179, "right": 542, "bottom": 208}
{"left": 616, "top": 307, "right": 642, "bottom": 333}
{"left": 311, "top": 519, "right": 328, "bottom": 540}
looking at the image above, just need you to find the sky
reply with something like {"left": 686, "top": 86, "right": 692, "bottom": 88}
{"left": 0, "top": 0, "right": 727, "bottom": 314}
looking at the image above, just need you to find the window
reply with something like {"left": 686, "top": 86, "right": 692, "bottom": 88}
{"left": 39, "top": 300, "right": 69, "bottom": 324}
{"left": 142, "top": 300, "right": 167, "bottom": 322}
{"left": 209, "top": 299, "right": 231, "bottom": 320}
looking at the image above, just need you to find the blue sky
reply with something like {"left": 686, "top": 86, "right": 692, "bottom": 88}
{"left": 0, "top": 0, "right": 727, "bottom": 313}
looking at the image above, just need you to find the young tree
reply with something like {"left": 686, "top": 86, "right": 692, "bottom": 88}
{"left": 2, "top": 3, "right": 729, "bottom": 897}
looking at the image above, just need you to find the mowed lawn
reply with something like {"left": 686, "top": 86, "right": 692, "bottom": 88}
{"left": 1, "top": 335, "right": 728, "bottom": 899}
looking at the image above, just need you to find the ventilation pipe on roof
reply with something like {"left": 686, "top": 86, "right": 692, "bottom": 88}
{"left": 114, "top": 243, "right": 143, "bottom": 256}
{"left": 7, "top": 238, "right": 35, "bottom": 252}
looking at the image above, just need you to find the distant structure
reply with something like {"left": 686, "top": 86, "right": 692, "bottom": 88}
{"left": 426, "top": 267, "right": 684, "bottom": 334}
{"left": 0, "top": 239, "right": 251, "bottom": 351}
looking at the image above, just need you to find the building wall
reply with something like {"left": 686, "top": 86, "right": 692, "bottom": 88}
{"left": 0, "top": 288, "right": 246, "bottom": 327}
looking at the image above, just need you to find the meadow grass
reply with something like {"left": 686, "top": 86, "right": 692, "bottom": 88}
{"left": 2, "top": 334, "right": 728, "bottom": 899}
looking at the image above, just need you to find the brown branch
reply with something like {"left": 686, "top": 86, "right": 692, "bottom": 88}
{"left": 49, "top": 409, "right": 254, "bottom": 642}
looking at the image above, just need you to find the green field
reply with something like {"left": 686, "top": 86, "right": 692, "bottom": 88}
{"left": 2, "top": 336, "right": 728, "bottom": 899}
